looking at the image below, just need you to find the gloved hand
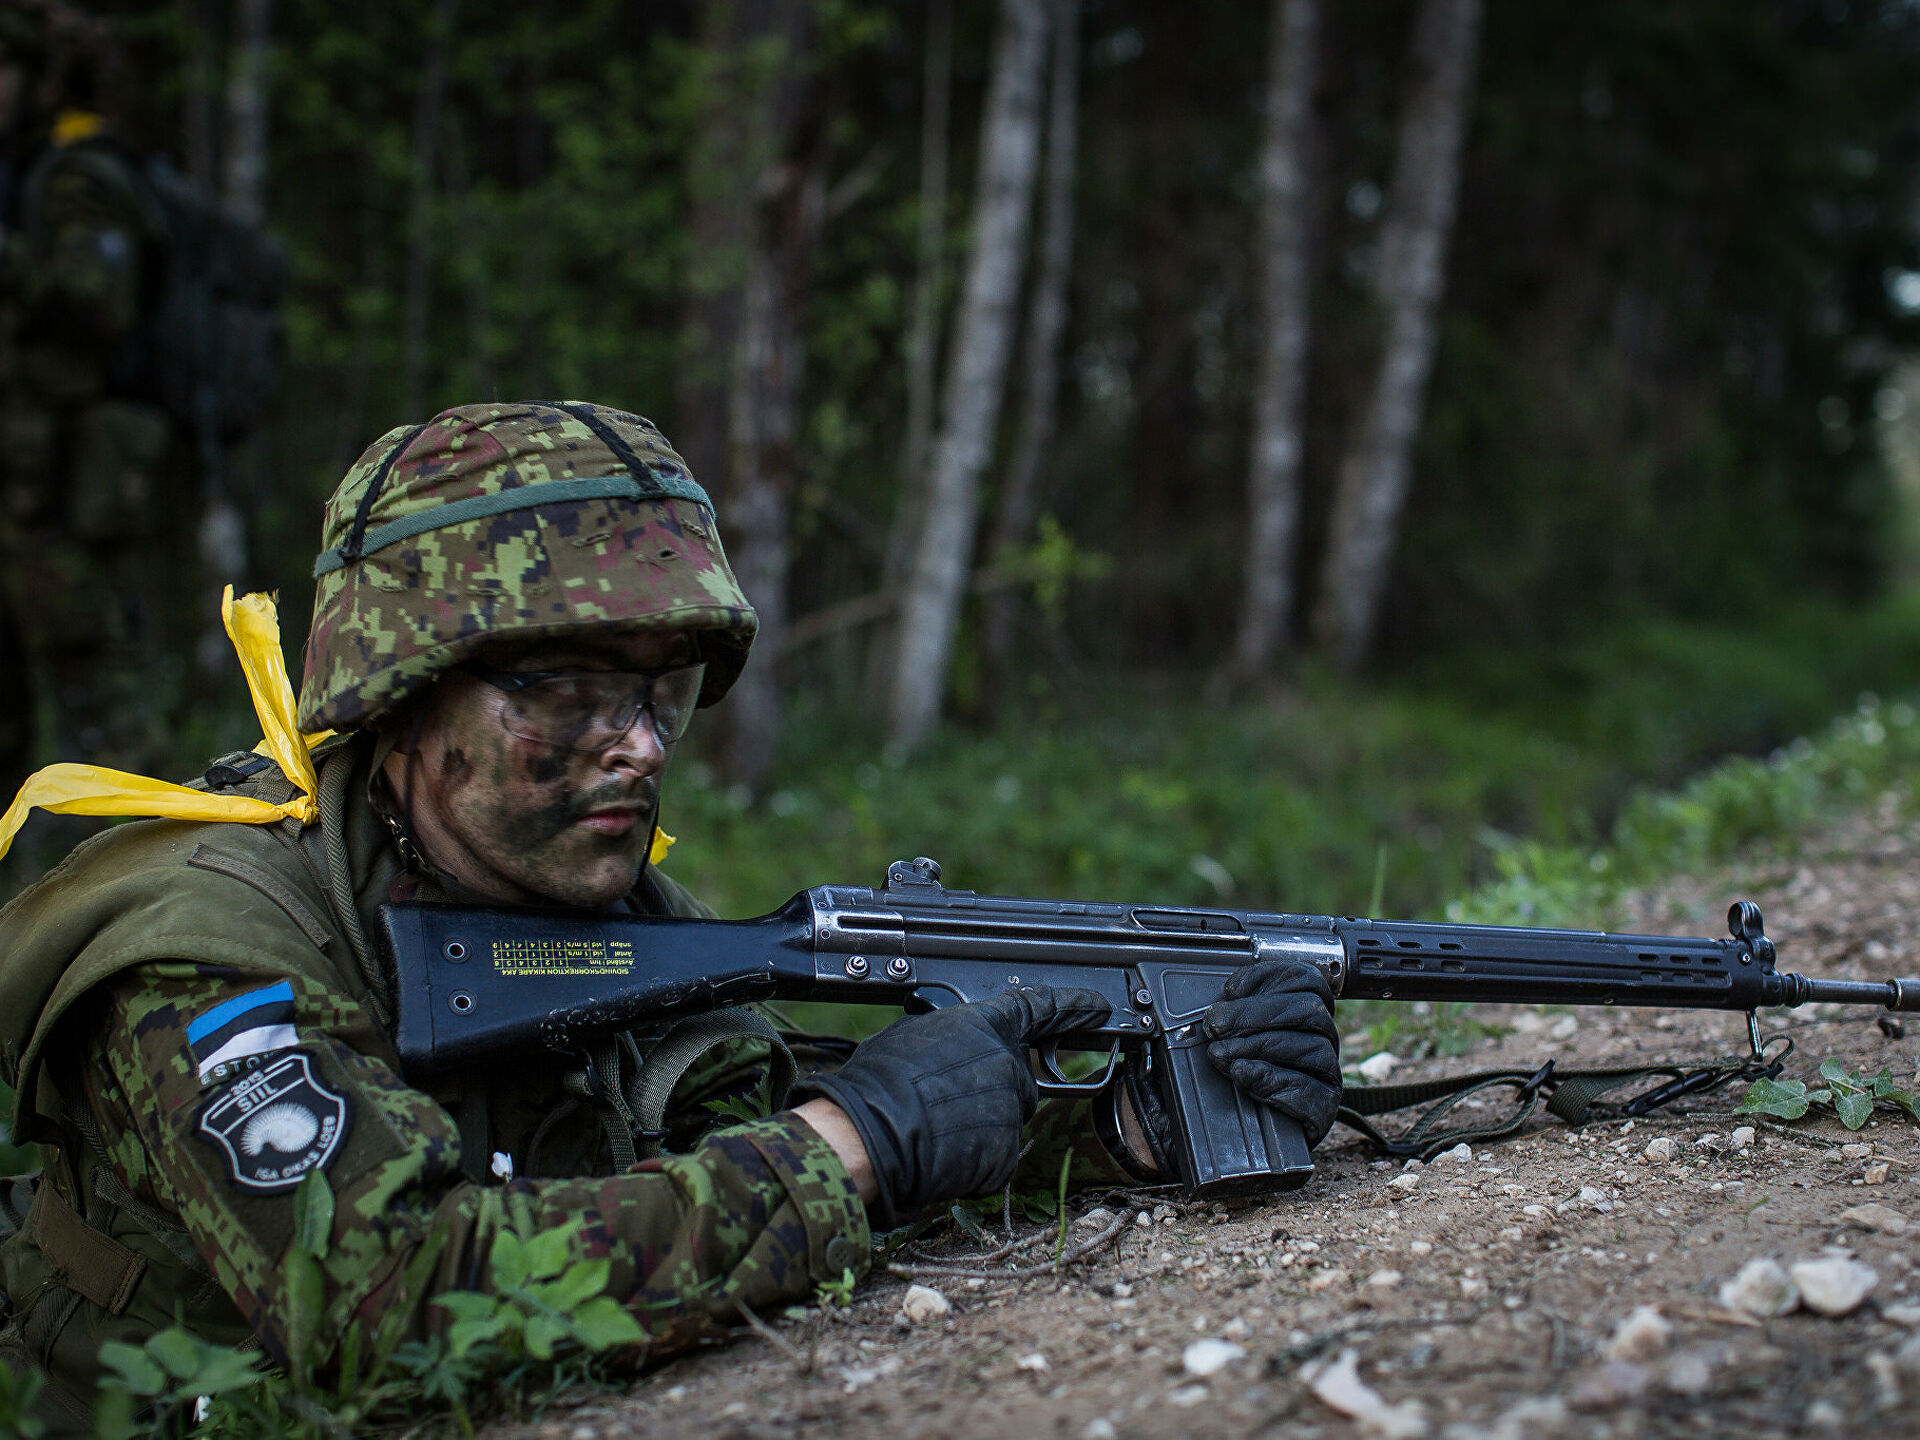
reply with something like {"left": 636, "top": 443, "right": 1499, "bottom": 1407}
{"left": 1200, "top": 958, "right": 1343, "bottom": 1146}
{"left": 793, "top": 986, "right": 1111, "bottom": 1227}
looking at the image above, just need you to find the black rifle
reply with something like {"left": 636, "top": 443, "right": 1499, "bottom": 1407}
{"left": 379, "top": 856, "right": 1920, "bottom": 1198}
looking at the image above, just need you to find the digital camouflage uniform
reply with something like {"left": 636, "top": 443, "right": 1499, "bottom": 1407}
{"left": 0, "top": 405, "right": 867, "bottom": 1432}
{"left": 0, "top": 112, "right": 190, "bottom": 794}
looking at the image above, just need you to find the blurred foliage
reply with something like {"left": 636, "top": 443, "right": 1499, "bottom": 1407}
{"left": 50, "top": 0, "right": 1920, "bottom": 704}
{"left": 664, "top": 588, "right": 1920, "bottom": 920}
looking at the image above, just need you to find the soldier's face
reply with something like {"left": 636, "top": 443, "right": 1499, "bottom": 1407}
{"left": 386, "top": 631, "right": 698, "bottom": 909}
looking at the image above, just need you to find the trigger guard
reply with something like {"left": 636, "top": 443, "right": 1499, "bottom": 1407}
{"left": 1033, "top": 1040, "right": 1123, "bottom": 1097}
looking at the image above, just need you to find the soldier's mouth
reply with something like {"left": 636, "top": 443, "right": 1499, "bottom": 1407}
{"left": 577, "top": 807, "right": 641, "bottom": 836}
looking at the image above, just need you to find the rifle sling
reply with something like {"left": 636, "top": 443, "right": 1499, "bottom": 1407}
{"left": 1337, "top": 1051, "right": 1778, "bottom": 1162}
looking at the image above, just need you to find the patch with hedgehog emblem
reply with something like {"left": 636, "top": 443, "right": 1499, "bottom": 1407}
{"left": 195, "top": 1051, "right": 350, "bottom": 1194}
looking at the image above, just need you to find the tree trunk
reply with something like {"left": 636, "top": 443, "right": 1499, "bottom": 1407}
{"left": 983, "top": 0, "right": 1079, "bottom": 675}
{"left": 1225, "top": 0, "right": 1321, "bottom": 686}
{"left": 865, "top": 0, "right": 953, "bottom": 707}
{"left": 1310, "top": 0, "right": 1481, "bottom": 669}
{"left": 220, "top": 0, "right": 271, "bottom": 224}
{"left": 887, "top": 0, "right": 1048, "bottom": 753}
{"left": 719, "top": 7, "right": 821, "bottom": 792}
{"left": 676, "top": 3, "right": 820, "bottom": 792}
{"left": 195, "top": 0, "right": 274, "bottom": 660}
{"left": 400, "top": 0, "right": 459, "bottom": 420}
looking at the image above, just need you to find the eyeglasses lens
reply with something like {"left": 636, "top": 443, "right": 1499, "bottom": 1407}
{"left": 499, "top": 663, "right": 705, "bottom": 751}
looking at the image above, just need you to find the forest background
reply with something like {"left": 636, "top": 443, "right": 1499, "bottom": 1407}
{"left": 11, "top": 0, "right": 1920, "bottom": 928}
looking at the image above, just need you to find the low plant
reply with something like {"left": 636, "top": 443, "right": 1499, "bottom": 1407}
{"left": 1737, "top": 1057, "right": 1920, "bottom": 1130}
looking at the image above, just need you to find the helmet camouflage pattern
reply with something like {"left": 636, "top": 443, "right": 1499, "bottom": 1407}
{"left": 298, "top": 400, "right": 756, "bottom": 733}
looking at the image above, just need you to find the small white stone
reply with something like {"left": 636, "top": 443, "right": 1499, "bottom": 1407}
{"left": 1840, "top": 1203, "right": 1910, "bottom": 1236}
{"left": 1389, "top": 1173, "right": 1421, "bottom": 1192}
{"left": 1367, "top": 1269, "right": 1404, "bottom": 1290}
{"left": 1223, "top": 1317, "right": 1251, "bottom": 1340}
{"left": 1805, "top": 1399, "right": 1845, "bottom": 1429}
{"left": 1790, "top": 1256, "right": 1879, "bottom": 1317}
{"left": 1083, "top": 1421, "right": 1119, "bottom": 1440}
{"left": 1441, "top": 1142, "right": 1474, "bottom": 1165}
{"left": 1696, "top": 1132, "right": 1721, "bottom": 1152}
{"left": 1183, "top": 1338, "right": 1246, "bottom": 1377}
{"left": 1016, "top": 1352, "right": 1050, "bottom": 1372}
{"left": 1643, "top": 1137, "right": 1675, "bottom": 1164}
{"left": 899, "top": 1284, "right": 950, "bottom": 1324}
{"left": 1550, "top": 1015, "right": 1579, "bottom": 1040}
{"left": 1358, "top": 1051, "right": 1401, "bottom": 1083}
{"left": 1409, "top": 1240, "right": 1434, "bottom": 1257}
{"left": 1604, "top": 1306, "right": 1673, "bottom": 1363}
{"left": 1662, "top": 1347, "right": 1717, "bottom": 1397}
{"left": 1843, "top": 1142, "right": 1875, "bottom": 1161}
{"left": 1304, "top": 1349, "right": 1429, "bottom": 1439}
{"left": 1460, "top": 1277, "right": 1489, "bottom": 1298}
{"left": 1867, "top": 1162, "right": 1892, "bottom": 1185}
{"left": 1729, "top": 1126, "right": 1756, "bottom": 1152}
{"left": 1719, "top": 1258, "right": 1800, "bottom": 1319}
{"left": 1168, "top": 1384, "right": 1209, "bottom": 1407}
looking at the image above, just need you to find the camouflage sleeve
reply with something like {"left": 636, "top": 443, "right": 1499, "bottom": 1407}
{"left": 82, "top": 962, "right": 870, "bottom": 1367}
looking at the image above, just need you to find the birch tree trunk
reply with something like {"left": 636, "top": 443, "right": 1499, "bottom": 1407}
{"left": 887, "top": 0, "right": 1048, "bottom": 752}
{"left": 1225, "top": 0, "right": 1321, "bottom": 685}
{"left": 865, "top": 0, "right": 953, "bottom": 705}
{"left": 1310, "top": 0, "right": 1481, "bottom": 669}
{"left": 983, "top": 0, "right": 1079, "bottom": 674}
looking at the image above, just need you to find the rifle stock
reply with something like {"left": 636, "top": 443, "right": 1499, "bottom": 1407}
{"left": 379, "top": 857, "right": 1920, "bottom": 1198}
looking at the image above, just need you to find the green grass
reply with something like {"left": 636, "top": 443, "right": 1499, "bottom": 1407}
{"left": 662, "top": 589, "right": 1920, "bottom": 923}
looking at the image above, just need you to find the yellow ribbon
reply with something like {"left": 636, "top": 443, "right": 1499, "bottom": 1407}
{"left": 0, "top": 590, "right": 325, "bottom": 861}
{"left": 0, "top": 589, "right": 676, "bottom": 867}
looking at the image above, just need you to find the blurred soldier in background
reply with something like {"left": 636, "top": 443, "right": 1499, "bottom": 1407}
{"left": 0, "top": 0, "right": 181, "bottom": 793}
{"left": 0, "top": 0, "right": 285, "bottom": 804}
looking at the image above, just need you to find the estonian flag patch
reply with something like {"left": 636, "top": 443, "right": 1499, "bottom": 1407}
{"left": 187, "top": 981, "right": 300, "bottom": 1083}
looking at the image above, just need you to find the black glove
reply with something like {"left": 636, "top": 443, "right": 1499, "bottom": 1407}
{"left": 1200, "top": 958, "right": 1343, "bottom": 1146}
{"left": 793, "top": 986, "right": 1111, "bottom": 1228}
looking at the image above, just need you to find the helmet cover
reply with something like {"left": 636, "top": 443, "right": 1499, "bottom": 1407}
{"left": 298, "top": 400, "right": 756, "bottom": 733}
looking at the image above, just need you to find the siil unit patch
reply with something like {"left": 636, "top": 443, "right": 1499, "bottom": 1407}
{"left": 196, "top": 1052, "right": 350, "bottom": 1194}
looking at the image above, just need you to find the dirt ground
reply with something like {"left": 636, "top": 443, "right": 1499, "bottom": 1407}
{"left": 489, "top": 791, "right": 1920, "bottom": 1440}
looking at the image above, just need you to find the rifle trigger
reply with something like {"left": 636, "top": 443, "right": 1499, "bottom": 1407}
{"left": 1033, "top": 1040, "right": 1123, "bottom": 1096}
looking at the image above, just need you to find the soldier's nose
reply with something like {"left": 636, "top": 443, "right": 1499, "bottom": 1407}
{"left": 597, "top": 714, "right": 668, "bottom": 774}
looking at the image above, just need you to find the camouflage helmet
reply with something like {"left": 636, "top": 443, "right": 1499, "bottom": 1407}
{"left": 297, "top": 401, "right": 757, "bottom": 733}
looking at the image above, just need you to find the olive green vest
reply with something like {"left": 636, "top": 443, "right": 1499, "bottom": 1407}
{"left": 0, "top": 739, "right": 734, "bottom": 1431}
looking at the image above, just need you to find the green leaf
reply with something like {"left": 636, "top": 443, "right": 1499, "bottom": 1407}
{"left": 1818, "top": 1057, "right": 1857, "bottom": 1090}
{"left": 1737, "top": 1076, "right": 1811, "bottom": 1119}
{"left": 189, "top": 1345, "right": 266, "bottom": 1396}
{"left": 949, "top": 1203, "right": 988, "bottom": 1243}
{"left": 432, "top": 1292, "right": 500, "bottom": 1324}
{"left": 1809, "top": 1089, "right": 1833, "bottom": 1105}
{"left": 489, "top": 1230, "right": 529, "bottom": 1290}
{"left": 292, "top": 1170, "right": 335, "bottom": 1257}
{"left": 95, "top": 1341, "right": 167, "bottom": 1397}
{"left": 446, "top": 1313, "right": 511, "bottom": 1362}
{"left": 545, "top": 1258, "right": 610, "bottom": 1313}
{"left": 146, "top": 1326, "right": 203, "bottom": 1382}
{"left": 566, "top": 1296, "right": 645, "bottom": 1352}
{"left": 1836, "top": 1091, "right": 1876, "bottom": 1130}
{"left": 523, "top": 1226, "right": 574, "bottom": 1282}
{"left": 523, "top": 1313, "right": 568, "bottom": 1361}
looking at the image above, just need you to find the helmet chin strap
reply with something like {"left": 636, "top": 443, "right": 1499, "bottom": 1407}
{"left": 367, "top": 716, "right": 434, "bottom": 877}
